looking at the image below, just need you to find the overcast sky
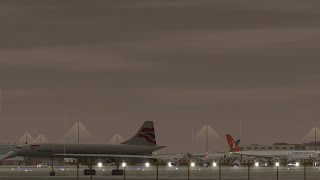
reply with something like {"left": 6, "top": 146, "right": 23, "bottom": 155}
{"left": 1, "top": 0, "right": 320, "bottom": 152}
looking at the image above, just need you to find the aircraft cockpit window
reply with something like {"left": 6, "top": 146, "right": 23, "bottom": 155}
{"left": 14, "top": 146, "right": 23, "bottom": 150}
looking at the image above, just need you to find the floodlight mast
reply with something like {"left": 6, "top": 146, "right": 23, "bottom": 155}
{"left": 0, "top": 87, "right": 2, "bottom": 113}
{"left": 315, "top": 127, "right": 317, "bottom": 159}
{"left": 78, "top": 123, "right": 80, "bottom": 144}
{"left": 206, "top": 125, "right": 208, "bottom": 156}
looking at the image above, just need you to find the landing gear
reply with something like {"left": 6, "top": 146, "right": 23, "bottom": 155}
{"left": 49, "top": 171, "right": 56, "bottom": 176}
{"left": 111, "top": 169, "right": 124, "bottom": 176}
{"left": 83, "top": 169, "right": 96, "bottom": 176}
{"left": 112, "top": 160, "right": 124, "bottom": 176}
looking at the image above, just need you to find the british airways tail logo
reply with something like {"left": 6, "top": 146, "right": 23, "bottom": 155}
{"left": 138, "top": 128, "right": 156, "bottom": 145}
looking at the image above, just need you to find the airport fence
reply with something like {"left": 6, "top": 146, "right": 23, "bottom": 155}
{"left": 1, "top": 163, "right": 320, "bottom": 179}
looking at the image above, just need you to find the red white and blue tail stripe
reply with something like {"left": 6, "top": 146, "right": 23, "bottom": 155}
{"left": 122, "top": 121, "right": 157, "bottom": 146}
{"left": 138, "top": 128, "right": 156, "bottom": 145}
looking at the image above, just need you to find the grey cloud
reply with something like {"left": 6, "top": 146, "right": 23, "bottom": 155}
{"left": 0, "top": 0, "right": 320, "bottom": 152}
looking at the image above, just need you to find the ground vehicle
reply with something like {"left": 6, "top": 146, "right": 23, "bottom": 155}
{"left": 105, "top": 162, "right": 116, "bottom": 166}
{"left": 255, "top": 161, "right": 269, "bottom": 167}
{"left": 36, "top": 163, "right": 48, "bottom": 168}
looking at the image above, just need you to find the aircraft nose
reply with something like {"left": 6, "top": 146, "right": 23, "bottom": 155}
{"left": 0, "top": 151, "right": 18, "bottom": 161}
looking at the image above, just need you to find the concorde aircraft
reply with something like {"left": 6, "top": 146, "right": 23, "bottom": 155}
{"left": 1, "top": 121, "right": 165, "bottom": 176}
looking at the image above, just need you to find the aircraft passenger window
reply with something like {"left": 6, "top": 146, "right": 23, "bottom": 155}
{"left": 283, "top": 147, "right": 287, "bottom": 149}
{"left": 276, "top": 147, "right": 279, "bottom": 149}
{"left": 268, "top": 147, "right": 272, "bottom": 149}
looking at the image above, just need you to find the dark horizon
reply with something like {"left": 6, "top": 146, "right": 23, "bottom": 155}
{"left": 1, "top": 0, "right": 320, "bottom": 153}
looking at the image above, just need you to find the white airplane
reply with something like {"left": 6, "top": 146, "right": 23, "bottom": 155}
{"left": 186, "top": 152, "right": 228, "bottom": 167}
{"left": 153, "top": 153, "right": 187, "bottom": 167}
{"left": 1, "top": 121, "right": 165, "bottom": 176}
{"left": 226, "top": 134, "right": 317, "bottom": 167}
{"left": 185, "top": 137, "right": 239, "bottom": 167}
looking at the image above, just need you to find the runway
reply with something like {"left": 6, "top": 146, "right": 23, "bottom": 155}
{"left": 1, "top": 165, "right": 320, "bottom": 180}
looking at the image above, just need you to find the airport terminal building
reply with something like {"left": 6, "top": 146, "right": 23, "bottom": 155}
{"left": 240, "top": 142, "right": 320, "bottom": 151}
{"left": 238, "top": 142, "right": 320, "bottom": 164}
{"left": 240, "top": 143, "right": 305, "bottom": 151}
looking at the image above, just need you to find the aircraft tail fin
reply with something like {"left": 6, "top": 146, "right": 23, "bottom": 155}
{"left": 122, "top": 121, "right": 156, "bottom": 146}
{"left": 226, "top": 134, "right": 241, "bottom": 152}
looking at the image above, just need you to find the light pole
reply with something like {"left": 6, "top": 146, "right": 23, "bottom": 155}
{"left": 212, "top": 162, "right": 217, "bottom": 180}
{"left": 187, "top": 161, "right": 190, "bottom": 180}
{"left": 206, "top": 125, "right": 208, "bottom": 157}
{"left": 188, "top": 161, "right": 195, "bottom": 180}
{"left": 275, "top": 162, "right": 280, "bottom": 180}
{"left": 89, "top": 158, "right": 92, "bottom": 180}
{"left": 122, "top": 162, "right": 126, "bottom": 180}
{"left": 219, "top": 159, "right": 221, "bottom": 180}
{"left": 76, "top": 159, "right": 79, "bottom": 180}
{"left": 248, "top": 163, "right": 250, "bottom": 180}
{"left": 156, "top": 160, "right": 159, "bottom": 180}
{"left": 315, "top": 126, "right": 317, "bottom": 168}
{"left": 0, "top": 87, "right": 2, "bottom": 113}
{"left": 304, "top": 159, "right": 306, "bottom": 180}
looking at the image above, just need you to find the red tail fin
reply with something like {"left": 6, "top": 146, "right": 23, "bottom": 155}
{"left": 226, "top": 134, "right": 241, "bottom": 152}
